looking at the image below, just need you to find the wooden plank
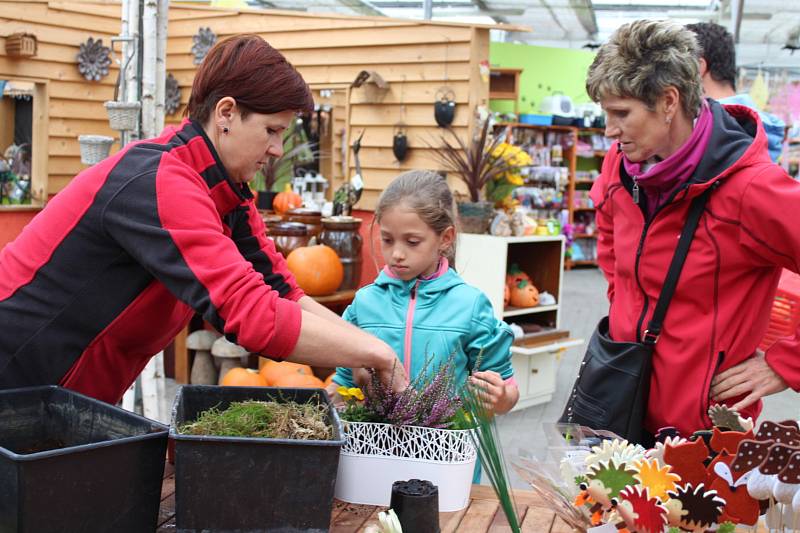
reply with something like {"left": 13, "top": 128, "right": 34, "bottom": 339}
{"left": 329, "top": 501, "right": 376, "bottom": 532}
{"left": 349, "top": 102, "right": 470, "bottom": 128}
{"left": 49, "top": 155, "right": 89, "bottom": 176}
{"left": 520, "top": 506, "right": 556, "bottom": 533}
{"left": 0, "top": 39, "right": 90, "bottom": 66}
{"left": 166, "top": 25, "right": 471, "bottom": 54}
{"left": 548, "top": 517, "right": 575, "bottom": 532}
{"left": 349, "top": 81, "right": 470, "bottom": 105}
{"left": 440, "top": 507, "right": 470, "bottom": 533}
{"left": 487, "top": 503, "right": 525, "bottom": 533}
{"left": 0, "top": 55, "right": 117, "bottom": 84}
{"left": 50, "top": 117, "right": 116, "bottom": 137}
{"left": 48, "top": 0, "right": 122, "bottom": 19}
{"left": 0, "top": 19, "right": 116, "bottom": 48}
{"left": 354, "top": 506, "right": 385, "bottom": 532}
{"left": 50, "top": 98, "right": 112, "bottom": 119}
{"left": 467, "top": 27, "right": 490, "bottom": 139}
{"left": 355, "top": 146, "right": 446, "bottom": 172}
{"left": 470, "top": 485, "right": 551, "bottom": 508}
{"left": 173, "top": 326, "right": 189, "bottom": 384}
{"left": 0, "top": 3, "right": 119, "bottom": 33}
{"left": 167, "top": 13, "right": 417, "bottom": 36}
{"left": 166, "top": 62, "right": 470, "bottom": 87}
{"left": 455, "top": 498, "right": 499, "bottom": 533}
{"left": 349, "top": 125, "right": 468, "bottom": 148}
{"left": 50, "top": 79, "right": 116, "bottom": 101}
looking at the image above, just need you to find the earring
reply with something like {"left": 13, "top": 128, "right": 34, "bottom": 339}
{"left": 223, "top": 127, "right": 229, "bottom": 134}
{"left": 665, "top": 116, "right": 672, "bottom": 125}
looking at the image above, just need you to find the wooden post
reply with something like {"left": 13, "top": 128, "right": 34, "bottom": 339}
{"left": 173, "top": 326, "right": 189, "bottom": 384}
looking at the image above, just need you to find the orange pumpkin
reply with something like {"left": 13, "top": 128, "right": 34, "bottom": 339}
{"left": 221, "top": 367, "right": 268, "bottom": 387}
{"left": 259, "top": 360, "right": 313, "bottom": 386}
{"left": 272, "top": 372, "right": 325, "bottom": 389}
{"left": 286, "top": 245, "right": 344, "bottom": 296}
{"left": 509, "top": 279, "right": 540, "bottom": 308}
{"left": 273, "top": 190, "right": 302, "bottom": 215}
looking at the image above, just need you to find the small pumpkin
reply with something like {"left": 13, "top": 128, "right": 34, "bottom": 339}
{"left": 272, "top": 372, "right": 325, "bottom": 389}
{"left": 509, "top": 279, "right": 540, "bottom": 308}
{"left": 221, "top": 367, "right": 268, "bottom": 387}
{"left": 503, "top": 283, "right": 510, "bottom": 307}
{"left": 505, "top": 263, "right": 531, "bottom": 288}
{"left": 259, "top": 360, "right": 313, "bottom": 386}
{"left": 273, "top": 190, "right": 302, "bottom": 215}
{"left": 286, "top": 245, "right": 344, "bottom": 296}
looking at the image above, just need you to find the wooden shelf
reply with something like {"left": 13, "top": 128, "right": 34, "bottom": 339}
{"left": 489, "top": 68, "right": 522, "bottom": 113}
{"left": 503, "top": 304, "right": 559, "bottom": 318}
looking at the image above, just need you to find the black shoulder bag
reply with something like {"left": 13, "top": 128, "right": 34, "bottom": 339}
{"left": 559, "top": 186, "right": 713, "bottom": 445}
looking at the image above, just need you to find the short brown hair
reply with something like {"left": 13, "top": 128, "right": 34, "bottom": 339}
{"left": 186, "top": 34, "right": 314, "bottom": 124}
{"left": 586, "top": 20, "right": 703, "bottom": 119}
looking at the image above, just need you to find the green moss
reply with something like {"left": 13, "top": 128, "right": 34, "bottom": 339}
{"left": 179, "top": 400, "right": 332, "bottom": 441}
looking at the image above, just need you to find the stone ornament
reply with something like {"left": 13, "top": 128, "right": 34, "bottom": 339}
{"left": 165, "top": 73, "right": 181, "bottom": 115}
{"left": 76, "top": 37, "right": 111, "bottom": 82}
{"left": 191, "top": 27, "right": 216, "bottom": 65}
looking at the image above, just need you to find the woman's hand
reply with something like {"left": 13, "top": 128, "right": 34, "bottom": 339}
{"left": 469, "top": 371, "right": 519, "bottom": 415}
{"left": 710, "top": 350, "right": 788, "bottom": 412}
{"left": 325, "top": 382, "right": 344, "bottom": 408}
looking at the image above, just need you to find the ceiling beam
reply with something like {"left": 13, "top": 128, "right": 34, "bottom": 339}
{"left": 474, "top": 0, "right": 510, "bottom": 24}
{"left": 336, "top": 0, "right": 386, "bottom": 16}
{"left": 731, "top": 0, "right": 744, "bottom": 43}
{"left": 568, "top": 0, "right": 597, "bottom": 39}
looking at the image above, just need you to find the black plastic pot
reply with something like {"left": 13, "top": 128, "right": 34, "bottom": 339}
{"left": 390, "top": 479, "right": 440, "bottom": 533}
{"left": 170, "top": 385, "right": 345, "bottom": 532}
{"left": 0, "top": 385, "right": 168, "bottom": 533}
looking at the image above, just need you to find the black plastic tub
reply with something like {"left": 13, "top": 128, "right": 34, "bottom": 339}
{"left": 170, "top": 385, "right": 345, "bottom": 533}
{"left": 0, "top": 385, "right": 168, "bottom": 533}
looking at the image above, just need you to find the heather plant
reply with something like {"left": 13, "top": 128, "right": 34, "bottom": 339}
{"left": 338, "top": 354, "right": 463, "bottom": 429}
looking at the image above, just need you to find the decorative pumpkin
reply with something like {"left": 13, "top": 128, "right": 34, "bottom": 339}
{"left": 509, "top": 279, "right": 540, "bottom": 308}
{"left": 272, "top": 372, "right": 325, "bottom": 389}
{"left": 503, "top": 283, "right": 510, "bottom": 307}
{"left": 273, "top": 190, "right": 302, "bottom": 215}
{"left": 259, "top": 360, "right": 313, "bottom": 386}
{"left": 505, "top": 263, "right": 531, "bottom": 289}
{"left": 286, "top": 245, "right": 344, "bottom": 296}
{"left": 221, "top": 367, "right": 268, "bottom": 387}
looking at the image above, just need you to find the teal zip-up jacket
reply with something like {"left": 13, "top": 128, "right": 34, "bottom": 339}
{"left": 333, "top": 260, "right": 514, "bottom": 388}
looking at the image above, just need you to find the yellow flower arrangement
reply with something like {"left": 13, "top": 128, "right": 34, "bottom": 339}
{"left": 486, "top": 143, "right": 532, "bottom": 205}
{"left": 337, "top": 386, "right": 365, "bottom": 401}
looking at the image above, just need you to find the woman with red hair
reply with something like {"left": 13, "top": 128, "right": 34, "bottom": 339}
{"left": 0, "top": 35, "right": 406, "bottom": 402}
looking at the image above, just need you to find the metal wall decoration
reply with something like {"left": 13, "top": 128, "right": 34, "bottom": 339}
{"left": 165, "top": 73, "right": 181, "bottom": 115}
{"left": 77, "top": 37, "right": 111, "bottom": 82}
{"left": 191, "top": 27, "right": 216, "bottom": 65}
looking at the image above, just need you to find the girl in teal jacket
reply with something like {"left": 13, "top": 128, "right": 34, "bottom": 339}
{"left": 330, "top": 170, "right": 519, "bottom": 421}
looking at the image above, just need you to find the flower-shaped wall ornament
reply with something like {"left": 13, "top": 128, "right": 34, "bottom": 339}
{"left": 76, "top": 37, "right": 111, "bottom": 82}
{"left": 165, "top": 73, "right": 181, "bottom": 115}
{"left": 192, "top": 27, "right": 216, "bottom": 65}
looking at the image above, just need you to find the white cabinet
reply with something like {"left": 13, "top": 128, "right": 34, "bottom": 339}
{"left": 455, "top": 234, "right": 583, "bottom": 410}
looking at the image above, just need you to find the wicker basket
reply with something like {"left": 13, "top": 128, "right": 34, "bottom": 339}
{"left": 335, "top": 421, "right": 477, "bottom": 511}
{"left": 104, "top": 101, "right": 141, "bottom": 131}
{"left": 78, "top": 135, "right": 114, "bottom": 166}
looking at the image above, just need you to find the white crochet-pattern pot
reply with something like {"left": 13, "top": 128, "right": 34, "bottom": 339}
{"left": 334, "top": 421, "right": 477, "bottom": 512}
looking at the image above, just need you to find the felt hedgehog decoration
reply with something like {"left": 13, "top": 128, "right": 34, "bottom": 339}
{"left": 707, "top": 404, "right": 753, "bottom": 433}
{"left": 614, "top": 485, "right": 668, "bottom": 533}
{"left": 633, "top": 458, "right": 681, "bottom": 502}
{"left": 580, "top": 460, "right": 638, "bottom": 524}
{"left": 664, "top": 483, "right": 725, "bottom": 532}
{"left": 586, "top": 439, "right": 647, "bottom": 468}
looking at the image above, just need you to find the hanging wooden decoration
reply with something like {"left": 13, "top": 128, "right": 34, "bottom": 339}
{"left": 191, "top": 27, "right": 216, "bottom": 65}
{"left": 165, "top": 73, "right": 181, "bottom": 115}
{"left": 5, "top": 33, "right": 38, "bottom": 58}
{"left": 76, "top": 37, "right": 111, "bottom": 82}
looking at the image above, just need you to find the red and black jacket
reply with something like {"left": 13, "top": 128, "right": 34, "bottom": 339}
{"left": 0, "top": 119, "right": 304, "bottom": 403}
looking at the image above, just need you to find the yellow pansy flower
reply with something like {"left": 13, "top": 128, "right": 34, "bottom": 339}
{"left": 348, "top": 387, "right": 365, "bottom": 401}
{"left": 337, "top": 386, "right": 351, "bottom": 399}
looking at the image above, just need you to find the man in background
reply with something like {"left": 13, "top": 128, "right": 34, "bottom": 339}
{"left": 688, "top": 22, "right": 786, "bottom": 162}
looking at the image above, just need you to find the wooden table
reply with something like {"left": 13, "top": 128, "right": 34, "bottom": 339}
{"left": 155, "top": 462, "right": 573, "bottom": 532}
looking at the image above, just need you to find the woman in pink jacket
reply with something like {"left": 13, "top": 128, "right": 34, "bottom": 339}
{"left": 582, "top": 20, "right": 798, "bottom": 439}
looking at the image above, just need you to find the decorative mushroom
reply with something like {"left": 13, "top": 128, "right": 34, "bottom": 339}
{"left": 211, "top": 336, "right": 249, "bottom": 385}
{"left": 187, "top": 330, "right": 220, "bottom": 385}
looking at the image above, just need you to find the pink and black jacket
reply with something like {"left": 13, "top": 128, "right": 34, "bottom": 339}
{"left": 0, "top": 119, "right": 304, "bottom": 403}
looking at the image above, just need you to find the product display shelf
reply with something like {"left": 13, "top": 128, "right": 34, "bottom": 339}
{"left": 568, "top": 129, "right": 609, "bottom": 269}
{"left": 456, "top": 234, "right": 583, "bottom": 410}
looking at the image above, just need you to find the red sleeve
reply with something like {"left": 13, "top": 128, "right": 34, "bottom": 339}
{"left": 102, "top": 159, "right": 301, "bottom": 359}
{"left": 739, "top": 165, "right": 800, "bottom": 390}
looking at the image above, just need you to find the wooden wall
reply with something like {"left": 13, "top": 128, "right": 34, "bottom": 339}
{"left": 162, "top": 3, "right": 494, "bottom": 209}
{"left": 1, "top": 1, "right": 506, "bottom": 209}
{"left": 0, "top": 0, "right": 121, "bottom": 199}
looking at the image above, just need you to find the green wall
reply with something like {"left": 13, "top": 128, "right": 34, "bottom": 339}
{"left": 489, "top": 42, "right": 596, "bottom": 115}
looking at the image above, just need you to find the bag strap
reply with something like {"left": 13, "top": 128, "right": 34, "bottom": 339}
{"left": 642, "top": 184, "right": 715, "bottom": 346}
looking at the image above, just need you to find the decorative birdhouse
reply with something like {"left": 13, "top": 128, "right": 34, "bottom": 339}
{"left": 5, "top": 33, "right": 37, "bottom": 58}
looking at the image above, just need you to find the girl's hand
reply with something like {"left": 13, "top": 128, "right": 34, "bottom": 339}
{"left": 469, "top": 371, "right": 519, "bottom": 415}
{"left": 325, "top": 382, "right": 345, "bottom": 408}
{"left": 710, "top": 350, "right": 788, "bottom": 412}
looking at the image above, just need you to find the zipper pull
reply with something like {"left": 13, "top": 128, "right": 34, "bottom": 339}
{"left": 410, "top": 281, "right": 418, "bottom": 299}
{"left": 632, "top": 178, "right": 640, "bottom": 204}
